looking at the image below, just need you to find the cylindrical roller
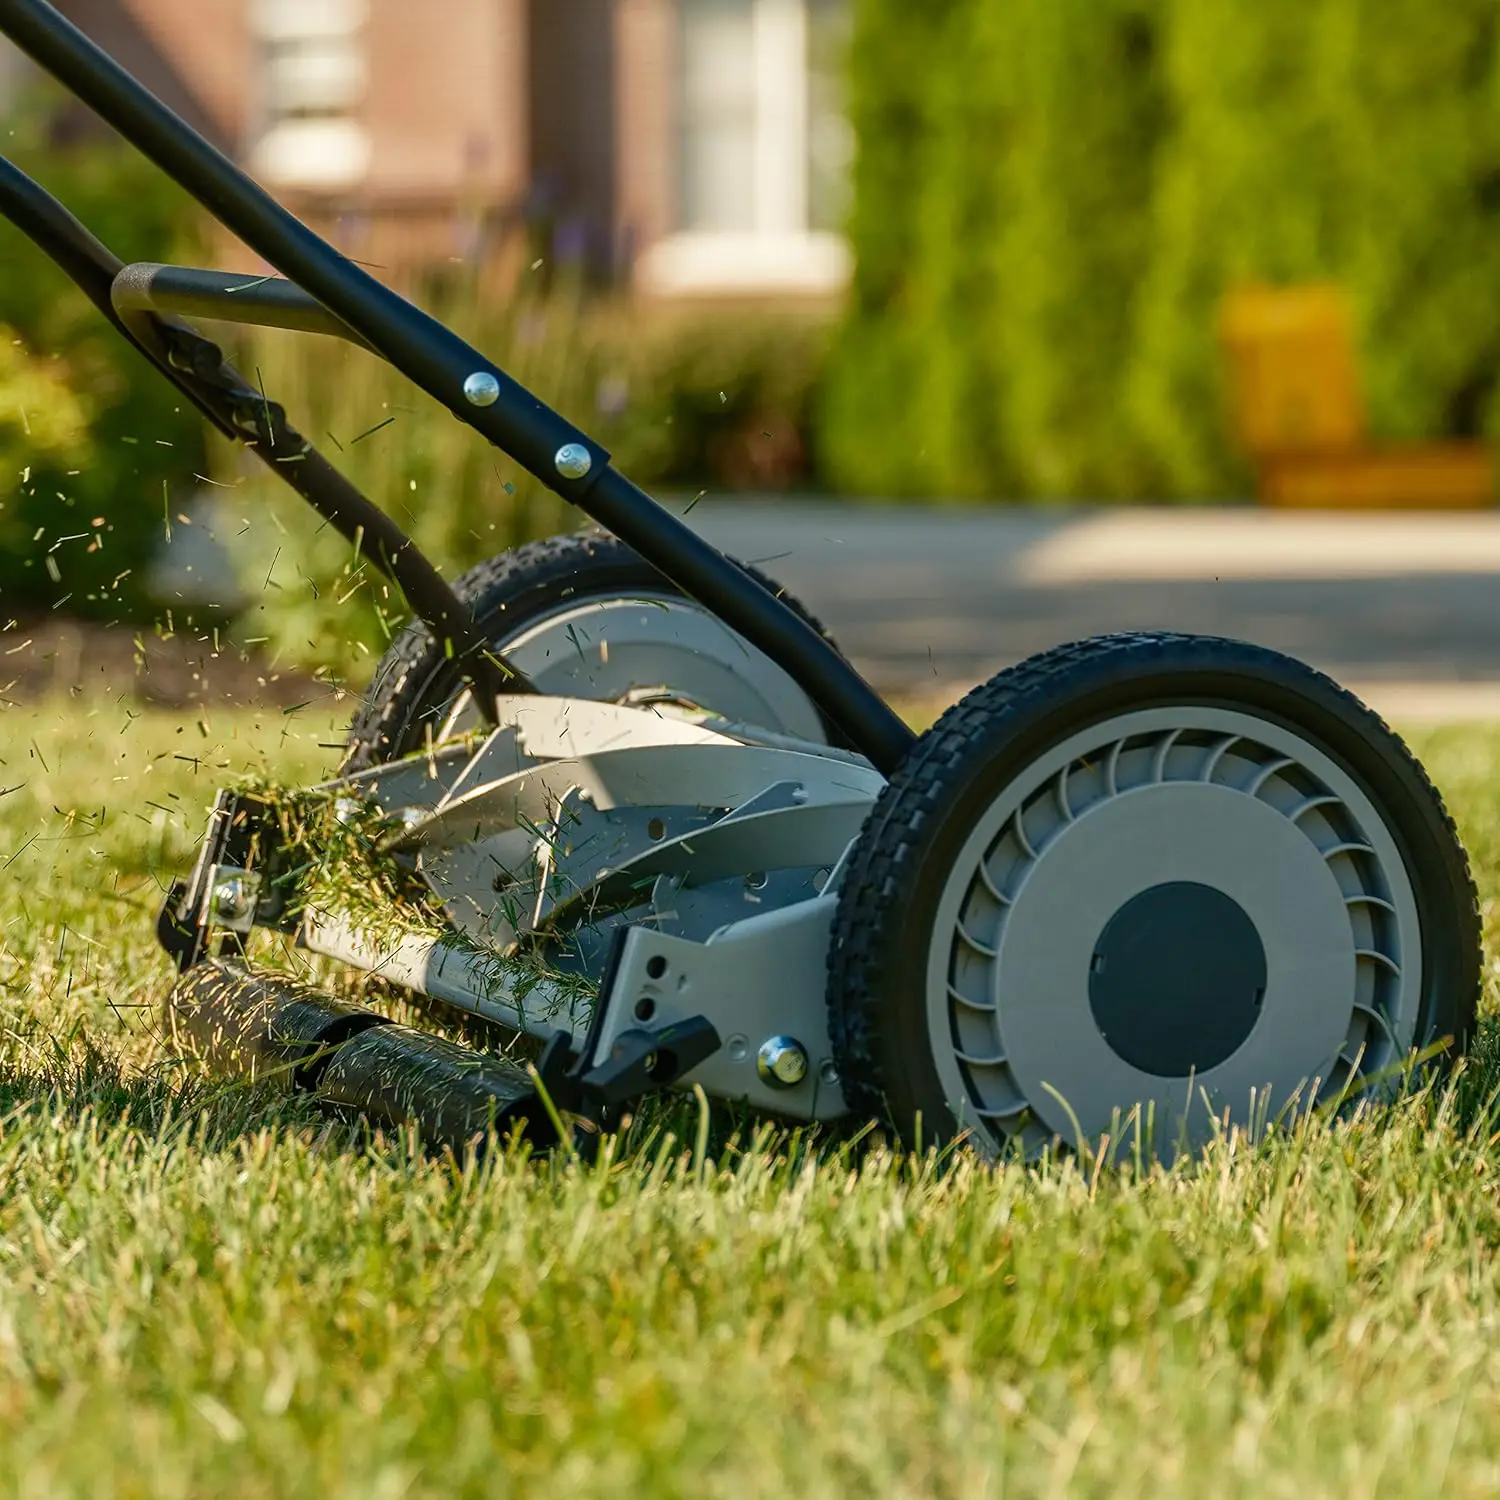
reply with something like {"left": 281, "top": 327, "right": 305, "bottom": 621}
{"left": 316, "top": 1024, "right": 553, "bottom": 1152}
{"left": 166, "top": 959, "right": 554, "bottom": 1152}
{"left": 167, "top": 959, "right": 381, "bottom": 1087}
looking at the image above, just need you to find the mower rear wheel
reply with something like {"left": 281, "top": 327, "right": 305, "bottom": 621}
{"left": 345, "top": 531, "right": 843, "bottom": 769}
{"left": 826, "top": 632, "right": 1479, "bottom": 1160}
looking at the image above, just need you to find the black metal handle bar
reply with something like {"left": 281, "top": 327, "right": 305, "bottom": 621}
{"left": 0, "top": 0, "right": 916, "bottom": 772}
{"left": 111, "top": 262, "right": 371, "bottom": 349}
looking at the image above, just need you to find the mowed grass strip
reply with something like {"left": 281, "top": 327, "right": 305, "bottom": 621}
{"left": 1, "top": 699, "right": 1500, "bottom": 1499}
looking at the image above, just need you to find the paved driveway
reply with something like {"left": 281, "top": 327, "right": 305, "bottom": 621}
{"left": 689, "top": 502, "right": 1500, "bottom": 719}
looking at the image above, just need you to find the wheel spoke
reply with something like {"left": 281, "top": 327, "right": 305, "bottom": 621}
{"left": 1201, "top": 733, "right": 1241, "bottom": 784}
{"left": 1246, "top": 755, "right": 1296, "bottom": 797}
{"left": 1150, "top": 727, "right": 1183, "bottom": 784}
{"left": 954, "top": 1049, "right": 1008, "bottom": 1068}
{"left": 1321, "top": 839, "right": 1378, "bottom": 862}
{"left": 1011, "top": 807, "right": 1037, "bottom": 862}
{"left": 974, "top": 856, "right": 1013, "bottom": 908}
{"left": 1287, "top": 793, "right": 1345, "bottom": 823}
{"left": 1055, "top": 763, "right": 1075, "bottom": 823}
{"left": 975, "top": 1100, "right": 1030, "bottom": 1122}
{"left": 1105, "top": 736, "right": 1125, "bottom": 798}
{"left": 947, "top": 982, "right": 996, "bottom": 1014}
{"left": 954, "top": 919, "right": 997, "bottom": 959}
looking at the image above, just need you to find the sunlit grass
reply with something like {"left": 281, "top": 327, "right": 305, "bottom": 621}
{"left": 2, "top": 697, "right": 1500, "bottom": 1497}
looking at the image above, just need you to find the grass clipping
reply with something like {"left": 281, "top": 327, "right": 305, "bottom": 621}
{"left": 233, "top": 770, "right": 599, "bottom": 1033}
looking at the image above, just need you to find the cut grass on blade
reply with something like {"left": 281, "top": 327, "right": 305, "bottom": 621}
{"left": 1, "top": 697, "right": 1500, "bottom": 1498}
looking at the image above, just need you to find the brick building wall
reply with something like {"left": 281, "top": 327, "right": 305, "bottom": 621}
{"left": 3, "top": 0, "right": 850, "bottom": 297}
{"left": 614, "top": 0, "right": 675, "bottom": 275}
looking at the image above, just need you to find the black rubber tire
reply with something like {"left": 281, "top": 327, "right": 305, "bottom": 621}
{"left": 826, "top": 631, "right": 1481, "bottom": 1152}
{"left": 344, "top": 530, "right": 844, "bottom": 770}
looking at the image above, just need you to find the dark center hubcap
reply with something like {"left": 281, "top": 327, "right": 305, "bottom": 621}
{"left": 1088, "top": 881, "right": 1267, "bottom": 1077}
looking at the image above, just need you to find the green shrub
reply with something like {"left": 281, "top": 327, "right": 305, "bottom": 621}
{"left": 818, "top": 0, "right": 966, "bottom": 496}
{"left": 604, "top": 308, "right": 833, "bottom": 490}
{"left": 824, "top": 0, "right": 1500, "bottom": 501}
{"left": 0, "top": 87, "right": 207, "bottom": 619}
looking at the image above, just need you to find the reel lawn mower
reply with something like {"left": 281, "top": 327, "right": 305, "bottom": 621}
{"left": 0, "top": 0, "right": 1481, "bottom": 1161}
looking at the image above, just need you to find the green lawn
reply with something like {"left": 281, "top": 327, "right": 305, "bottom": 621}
{"left": 2, "top": 696, "right": 1500, "bottom": 1498}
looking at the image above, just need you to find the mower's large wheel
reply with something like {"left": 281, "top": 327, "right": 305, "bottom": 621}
{"left": 344, "top": 531, "right": 843, "bottom": 769}
{"left": 827, "top": 632, "right": 1479, "bottom": 1160}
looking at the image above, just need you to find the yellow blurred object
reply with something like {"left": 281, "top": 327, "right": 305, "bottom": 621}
{"left": 1218, "top": 284, "right": 1495, "bottom": 509}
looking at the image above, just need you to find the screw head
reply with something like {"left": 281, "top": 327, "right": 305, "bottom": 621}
{"left": 211, "top": 874, "right": 254, "bottom": 923}
{"left": 757, "top": 1036, "right": 809, "bottom": 1088}
{"left": 462, "top": 371, "right": 501, "bottom": 407}
{"left": 554, "top": 442, "right": 593, "bottom": 480}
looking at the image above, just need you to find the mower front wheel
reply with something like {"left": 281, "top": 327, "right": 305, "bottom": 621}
{"left": 344, "top": 531, "right": 844, "bottom": 769}
{"left": 826, "top": 632, "right": 1480, "bottom": 1160}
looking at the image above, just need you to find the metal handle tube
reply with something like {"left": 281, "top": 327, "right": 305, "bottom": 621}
{"left": 112, "top": 261, "right": 372, "bottom": 348}
{"left": 0, "top": 0, "right": 916, "bottom": 770}
{"left": 0, "top": 149, "right": 125, "bottom": 320}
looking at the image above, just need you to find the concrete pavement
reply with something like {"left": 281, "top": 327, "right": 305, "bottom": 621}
{"left": 154, "top": 492, "right": 1500, "bottom": 721}
{"left": 687, "top": 501, "right": 1500, "bottom": 720}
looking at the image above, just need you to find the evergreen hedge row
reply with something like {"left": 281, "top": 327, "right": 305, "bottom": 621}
{"left": 821, "top": 0, "right": 1500, "bottom": 500}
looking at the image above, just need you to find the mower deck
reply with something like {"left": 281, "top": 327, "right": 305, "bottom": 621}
{"left": 158, "top": 694, "right": 879, "bottom": 1140}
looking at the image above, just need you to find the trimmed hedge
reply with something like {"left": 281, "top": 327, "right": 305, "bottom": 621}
{"left": 823, "top": 0, "right": 1500, "bottom": 501}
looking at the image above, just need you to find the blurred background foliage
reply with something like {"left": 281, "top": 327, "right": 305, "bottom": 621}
{"left": 0, "top": 88, "right": 207, "bottom": 621}
{"left": 825, "top": 0, "right": 1500, "bottom": 500}
{"left": 7, "top": 0, "right": 1500, "bottom": 639}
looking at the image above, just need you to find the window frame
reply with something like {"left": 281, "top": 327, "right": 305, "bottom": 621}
{"left": 639, "top": 0, "right": 850, "bottom": 295}
{"left": 249, "top": 0, "right": 371, "bottom": 194}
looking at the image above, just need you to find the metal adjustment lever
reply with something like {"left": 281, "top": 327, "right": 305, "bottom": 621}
{"left": 533, "top": 1017, "right": 723, "bottom": 1122}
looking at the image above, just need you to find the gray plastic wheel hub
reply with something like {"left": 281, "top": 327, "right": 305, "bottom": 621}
{"left": 924, "top": 706, "right": 1421, "bottom": 1158}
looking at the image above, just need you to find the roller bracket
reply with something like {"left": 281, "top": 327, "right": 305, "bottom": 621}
{"left": 156, "top": 789, "right": 285, "bottom": 971}
{"left": 533, "top": 1015, "right": 723, "bottom": 1123}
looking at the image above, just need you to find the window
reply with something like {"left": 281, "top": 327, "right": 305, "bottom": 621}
{"left": 250, "top": 0, "right": 370, "bottom": 193}
{"left": 640, "top": 0, "right": 852, "bottom": 293}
